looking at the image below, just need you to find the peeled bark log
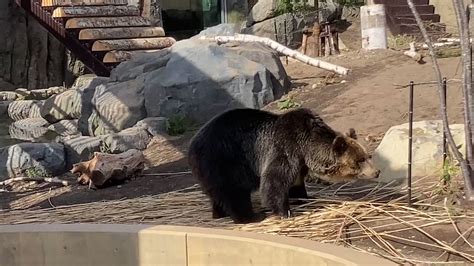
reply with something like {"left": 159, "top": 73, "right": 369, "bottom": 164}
{"left": 71, "top": 149, "right": 146, "bottom": 189}
{"left": 92, "top": 37, "right": 176, "bottom": 52}
{"left": 65, "top": 16, "right": 151, "bottom": 29}
{"left": 103, "top": 49, "right": 160, "bottom": 63}
{"left": 200, "top": 34, "right": 350, "bottom": 76}
{"left": 52, "top": 6, "right": 140, "bottom": 18}
{"left": 42, "top": 0, "right": 127, "bottom": 7}
{"left": 79, "top": 26, "right": 165, "bottom": 40}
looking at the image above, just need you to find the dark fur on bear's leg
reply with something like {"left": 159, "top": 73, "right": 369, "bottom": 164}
{"left": 261, "top": 159, "right": 294, "bottom": 218}
{"left": 211, "top": 201, "right": 228, "bottom": 219}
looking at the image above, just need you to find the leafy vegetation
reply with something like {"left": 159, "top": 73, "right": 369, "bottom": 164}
{"left": 167, "top": 114, "right": 195, "bottom": 136}
{"left": 277, "top": 96, "right": 301, "bottom": 110}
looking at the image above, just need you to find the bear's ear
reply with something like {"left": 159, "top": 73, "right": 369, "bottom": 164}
{"left": 346, "top": 128, "right": 357, "bottom": 140}
{"left": 332, "top": 135, "right": 348, "bottom": 156}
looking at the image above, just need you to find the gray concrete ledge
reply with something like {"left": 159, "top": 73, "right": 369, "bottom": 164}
{"left": 0, "top": 224, "right": 396, "bottom": 266}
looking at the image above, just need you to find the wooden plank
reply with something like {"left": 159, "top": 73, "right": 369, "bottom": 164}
{"left": 79, "top": 27, "right": 165, "bottom": 40}
{"left": 92, "top": 37, "right": 176, "bottom": 52}
{"left": 42, "top": 0, "right": 128, "bottom": 7}
{"left": 52, "top": 6, "right": 139, "bottom": 18}
{"left": 103, "top": 49, "right": 162, "bottom": 63}
{"left": 65, "top": 16, "right": 151, "bottom": 29}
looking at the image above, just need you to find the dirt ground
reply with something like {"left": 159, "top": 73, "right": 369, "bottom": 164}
{"left": 1, "top": 39, "right": 472, "bottom": 264}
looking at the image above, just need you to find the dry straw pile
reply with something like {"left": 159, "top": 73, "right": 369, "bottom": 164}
{"left": 1, "top": 177, "right": 473, "bottom": 264}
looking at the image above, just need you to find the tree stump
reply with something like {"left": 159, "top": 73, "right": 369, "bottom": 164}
{"left": 71, "top": 149, "right": 145, "bottom": 189}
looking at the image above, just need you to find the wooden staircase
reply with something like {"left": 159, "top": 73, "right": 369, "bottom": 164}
{"left": 372, "top": 0, "right": 446, "bottom": 36}
{"left": 16, "top": 0, "right": 176, "bottom": 77}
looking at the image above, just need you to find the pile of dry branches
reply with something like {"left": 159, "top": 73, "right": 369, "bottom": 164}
{"left": 1, "top": 178, "right": 473, "bottom": 264}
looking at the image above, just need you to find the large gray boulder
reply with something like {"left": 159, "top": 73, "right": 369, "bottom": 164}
{"left": 8, "top": 117, "right": 55, "bottom": 142}
{"left": 48, "top": 119, "right": 80, "bottom": 137}
{"left": 246, "top": 0, "right": 278, "bottom": 26}
{"left": 0, "top": 143, "right": 66, "bottom": 179}
{"left": 88, "top": 77, "right": 146, "bottom": 136}
{"left": 100, "top": 127, "right": 151, "bottom": 154}
{"left": 61, "top": 136, "right": 102, "bottom": 170}
{"left": 373, "top": 120, "right": 465, "bottom": 185}
{"left": 7, "top": 100, "right": 43, "bottom": 121}
{"left": 241, "top": 13, "right": 317, "bottom": 49}
{"left": 134, "top": 117, "right": 169, "bottom": 137}
{"left": 141, "top": 39, "right": 290, "bottom": 124}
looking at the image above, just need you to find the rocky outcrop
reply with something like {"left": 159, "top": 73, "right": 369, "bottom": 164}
{"left": 7, "top": 100, "right": 43, "bottom": 121}
{"left": 100, "top": 127, "right": 151, "bottom": 154}
{"left": 373, "top": 120, "right": 465, "bottom": 185}
{"left": 0, "top": 142, "right": 66, "bottom": 179}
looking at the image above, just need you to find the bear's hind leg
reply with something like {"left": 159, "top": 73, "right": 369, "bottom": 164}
{"left": 222, "top": 189, "right": 264, "bottom": 224}
{"left": 212, "top": 201, "right": 228, "bottom": 219}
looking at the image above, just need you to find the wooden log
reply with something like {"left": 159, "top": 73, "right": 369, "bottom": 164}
{"left": 42, "top": 0, "right": 127, "bottom": 7}
{"left": 65, "top": 16, "right": 150, "bottom": 29}
{"left": 92, "top": 37, "right": 176, "bottom": 52}
{"left": 52, "top": 6, "right": 139, "bottom": 18}
{"left": 79, "top": 26, "right": 165, "bottom": 40}
{"left": 103, "top": 49, "right": 161, "bottom": 63}
{"left": 201, "top": 34, "right": 350, "bottom": 76}
{"left": 71, "top": 149, "right": 145, "bottom": 189}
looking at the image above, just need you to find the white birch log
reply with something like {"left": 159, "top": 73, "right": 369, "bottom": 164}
{"left": 404, "top": 42, "right": 424, "bottom": 62}
{"left": 200, "top": 34, "right": 350, "bottom": 76}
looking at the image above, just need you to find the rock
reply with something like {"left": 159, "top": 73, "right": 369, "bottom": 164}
{"left": 142, "top": 39, "right": 290, "bottom": 124}
{"left": 74, "top": 76, "right": 110, "bottom": 136}
{"left": 48, "top": 119, "right": 80, "bottom": 137}
{"left": 0, "top": 143, "right": 66, "bottom": 179}
{"left": 373, "top": 120, "right": 466, "bottom": 185}
{"left": 0, "top": 78, "right": 15, "bottom": 91}
{"left": 40, "top": 89, "right": 80, "bottom": 123}
{"left": 88, "top": 78, "right": 146, "bottom": 136}
{"left": 246, "top": 0, "right": 278, "bottom": 26}
{"left": 191, "top": 23, "right": 241, "bottom": 39}
{"left": 0, "top": 91, "right": 20, "bottom": 101}
{"left": 100, "top": 127, "right": 151, "bottom": 154}
{"left": 241, "top": 13, "right": 317, "bottom": 49}
{"left": 29, "top": 86, "right": 67, "bottom": 100}
{"left": 134, "top": 117, "right": 169, "bottom": 136}
{"left": 8, "top": 117, "right": 56, "bottom": 142}
{"left": 110, "top": 49, "right": 171, "bottom": 82}
{"left": 7, "top": 100, "right": 42, "bottom": 121}
{"left": 0, "top": 101, "right": 11, "bottom": 118}
{"left": 61, "top": 136, "right": 103, "bottom": 170}
{"left": 318, "top": 0, "right": 343, "bottom": 23}
{"left": 28, "top": 100, "right": 44, "bottom": 118}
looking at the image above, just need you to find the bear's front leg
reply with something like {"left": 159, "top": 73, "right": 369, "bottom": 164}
{"left": 260, "top": 159, "right": 296, "bottom": 218}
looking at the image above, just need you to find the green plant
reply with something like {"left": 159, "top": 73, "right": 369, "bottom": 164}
{"left": 388, "top": 34, "right": 416, "bottom": 50}
{"left": 25, "top": 167, "right": 50, "bottom": 178}
{"left": 277, "top": 96, "right": 301, "bottom": 110}
{"left": 167, "top": 114, "right": 194, "bottom": 136}
{"left": 99, "top": 140, "right": 112, "bottom": 154}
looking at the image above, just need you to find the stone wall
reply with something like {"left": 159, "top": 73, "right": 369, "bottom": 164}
{"left": 0, "top": 0, "right": 86, "bottom": 90}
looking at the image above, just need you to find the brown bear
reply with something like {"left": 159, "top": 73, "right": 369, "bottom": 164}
{"left": 187, "top": 108, "right": 380, "bottom": 224}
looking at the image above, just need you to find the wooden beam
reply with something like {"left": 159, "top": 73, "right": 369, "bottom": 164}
{"left": 103, "top": 49, "right": 161, "bottom": 63}
{"left": 79, "top": 26, "right": 165, "bottom": 40}
{"left": 92, "top": 37, "right": 176, "bottom": 51}
{"left": 42, "top": 0, "right": 127, "bottom": 7}
{"left": 65, "top": 16, "right": 151, "bottom": 29}
{"left": 52, "top": 6, "right": 139, "bottom": 18}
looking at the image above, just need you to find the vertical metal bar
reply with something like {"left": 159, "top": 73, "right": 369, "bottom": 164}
{"left": 442, "top": 77, "right": 448, "bottom": 170}
{"left": 283, "top": 19, "right": 288, "bottom": 65}
{"left": 408, "top": 81, "right": 414, "bottom": 207}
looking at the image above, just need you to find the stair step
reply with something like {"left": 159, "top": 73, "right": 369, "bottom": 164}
{"left": 79, "top": 26, "right": 165, "bottom": 40}
{"left": 42, "top": 0, "right": 127, "bottom": 7}
{"left": 387, "top": 5, "right": 435, "bottom": 15}
{"left": 92, "top": 37, "right": 176, "bottom": 51}
{"left": 395, "top": 14, "right": 441, "bottom": 24}
{"left": 371, "top": 0, "right": 428, "bottom": 5}
{"left": 52, "top": 6, "right": 139, "bottom": 18}
{"left": 65, "top": 16, "right": 151, "bottom": 29}
{"left": 103, "top": 49, "right": 162, "bottom": 63}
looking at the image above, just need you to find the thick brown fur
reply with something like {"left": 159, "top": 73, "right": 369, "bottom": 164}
{"left": 187, "top": 108, "right": 380, "bottom": 224}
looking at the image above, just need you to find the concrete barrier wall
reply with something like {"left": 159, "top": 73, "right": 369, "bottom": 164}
{"left": 0, "top": 224, "right": 396, "bottom": 266}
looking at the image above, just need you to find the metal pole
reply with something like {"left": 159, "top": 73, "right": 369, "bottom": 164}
{"left": 442, "top": 77, "right": 448, "bottom": 170}
{"left": 408, "top": 81, "right": 414, "bottom": 207}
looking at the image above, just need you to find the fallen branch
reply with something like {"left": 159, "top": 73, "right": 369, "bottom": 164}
{"left": 0, "top": 176, "right": 69, "bottom": 186}
{"left": 72, "top": 149, "right": 146, "bottom": 189}
{"left": 403, "top": 42, "right": 424, "bottom": 63}
{"left": 200, "top": 34, "right": 350, "bottom": 76}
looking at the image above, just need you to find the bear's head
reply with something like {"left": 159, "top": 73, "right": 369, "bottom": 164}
{"left": 307, "top": 126, "right": 380, "bottom": 183}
